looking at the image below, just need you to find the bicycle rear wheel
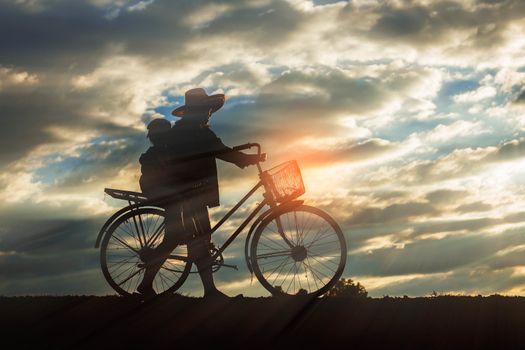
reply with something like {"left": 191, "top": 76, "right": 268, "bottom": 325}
{"left": 250, "top": 205, "right": 347, "bottom": 297}
{"left": 100, "top": 207, "right": 192, "bottom": 296}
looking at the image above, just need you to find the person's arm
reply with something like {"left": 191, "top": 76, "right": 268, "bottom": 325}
{"left": 209, "top": 133, "right": 260, "bottom": 168}
{"left": 216, "top": 140, "right": 260, "bottom": 168}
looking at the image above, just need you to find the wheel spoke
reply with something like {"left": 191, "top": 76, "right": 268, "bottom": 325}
{"left": 258, "top": 255, "right": 289, "bottom": 268}
{"left": 305, "top": 257, "right": 323, "bottom": 288}
{"left": 303, "top": 261, "right": 312, "bottom": 292}
{"left": 278, "top": 259, "right": 296, "bottom": 293}
{"left": 296, "top": 262, "right": 303, "bottom": 292}
{"left": 284, "top": 262, "right": 298, "bottom": 294}
{"left": 268, "top": 258, "right": 294, "bottom": 286}
{"left": 109, "top": 260, "right": 137, "bottom": 277}
{"left": 130, "top": 211, "right": 145, "bottom": 248}
{"left": 161, "top": 266, "right": 186, "bottom": 273}
{"left": 256, "top": 250, "right": 292, "bottom": 259}
{"left": 258, "top": 239, "right": 289, "bottom": 252}
{"left": 305, "top": 225, "right": 332, "bottom": 249}
{"left": 116, "top": 265, "right": 143, "bottom": 286}
{"left": 107, "top": 255, "right": 137, "bottom": 266}
{"left": 293, "top": 211, "right": 303, "bottom": 246}
{"left": 307, "top": 238, "right": 340, "bottom": 249}
{"left": 145, "top": 221, "right": 165, "bottom": 248}
{"left": 307, "top": 250, "right": 341, "bottom": 264}
{"left": 111, "top": 235, "right": 140, "bottom": 254}
{"left": 115, "top": 221, "right": 139, "bottom": 245}
{"left": 161, "top": 266, "right": 184, "bottom": 273}
{"left": 263, "top": 223, "right": 293, "bottom": 250}
{"left": 307, "top": 255, "right": 335, "bottom": 278}
{"left": 159, "top": 268, "right": 179, "bottom": 284}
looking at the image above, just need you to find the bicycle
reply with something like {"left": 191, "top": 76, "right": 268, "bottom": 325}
{"left": 95, "top": 143, "right": 347, "bottom": 297}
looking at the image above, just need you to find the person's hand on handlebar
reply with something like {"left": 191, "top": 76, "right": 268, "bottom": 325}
{"left": 239, "top": 153, "right": 266, "bottom": 168}
{"left": 256, "top": 153, "right": 266, "bottom": 163}
{"left": 227, "top": 143, "right": 265, "bottom": 168}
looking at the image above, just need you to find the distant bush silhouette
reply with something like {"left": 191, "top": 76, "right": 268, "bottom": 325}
{"left": 325, "top": 278, "right": 368, "bottom": 298}
{"left": 273, "top": 285, "right": 284, "bottom": 295}
{"left": 272, "top": 285, "right": 308, "bottom": 296}
{"left": 271, "top": 280, "right": 367, "bottom": 298}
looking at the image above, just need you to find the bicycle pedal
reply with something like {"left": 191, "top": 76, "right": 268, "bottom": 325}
{"left": 221, "top": 263, "right": 238, "bottom": 271}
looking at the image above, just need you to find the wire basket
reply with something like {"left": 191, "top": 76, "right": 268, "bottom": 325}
{"left": 265, "top": 160, "right": 305, "bottom": 203}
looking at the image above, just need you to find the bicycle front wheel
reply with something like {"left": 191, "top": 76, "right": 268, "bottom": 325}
{"left": 250, "top": 205, "right": 347, "bottom": 297}
{"left": 100, "top": 207, "right": 192, "bottom": 296}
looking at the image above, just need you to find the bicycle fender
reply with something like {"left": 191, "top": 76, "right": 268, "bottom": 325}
{"left": 244, "top": 199, "right": 304, "bottom": 273}
{"left": 94, "top": 204, "right": 162, "bottom": 248}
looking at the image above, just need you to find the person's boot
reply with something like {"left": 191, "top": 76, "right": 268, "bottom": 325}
{"left": 136, "top": 283, "right": 157, "bottom": 300}
{"left": 136, "top": 242, "right": 175, "bottom": 299}
{"left": 195, "top": 257, "right": 243, "bottom": 299}
{"left": 136, "top": 263, "right": 159, "bottom": 300}
{"left": 191, "top": 253, "right": 228, "bottom": 299}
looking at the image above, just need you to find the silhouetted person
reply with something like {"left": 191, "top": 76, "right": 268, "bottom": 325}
{"left": 138, "top": 118, "right": 172, "bottom": 199}
{"left": 137, "top": 88, "right": 262, "bottom": 298}
{"left": 137, "top": 118, "right": 185, "bottom": 299}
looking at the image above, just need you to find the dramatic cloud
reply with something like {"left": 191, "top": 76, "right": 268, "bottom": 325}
{"left": 1, "top": 0, "right": 525, "bottom": 297}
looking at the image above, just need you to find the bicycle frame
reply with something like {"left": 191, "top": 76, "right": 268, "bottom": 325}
{"left": 167, "top": 142, "right": 299, "bottom": 266}
{"left": 168, "top": 171, "right": 298, "bottom": 265}
{"left": 198, "top": 181, "right": 267, "bottom": 262}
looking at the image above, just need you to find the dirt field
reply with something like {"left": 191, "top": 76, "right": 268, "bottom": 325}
{"left": 1, "top": 295, "right": 524, "bottom": 349}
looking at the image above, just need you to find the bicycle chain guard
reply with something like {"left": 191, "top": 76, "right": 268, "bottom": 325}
{"left": 210, "top": 244, "right": 224, "bottom": 273}
{"left": 189, "top": 243, "right": 238, "bottom": 274}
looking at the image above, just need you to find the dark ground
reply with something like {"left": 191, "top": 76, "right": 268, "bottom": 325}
{"left": 1, "top": 295, "right": 524, "bottom": 349}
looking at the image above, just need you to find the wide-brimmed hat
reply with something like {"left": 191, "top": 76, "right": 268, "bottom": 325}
{"left": 171, "top": 88, "right": 225, "bottom": 118}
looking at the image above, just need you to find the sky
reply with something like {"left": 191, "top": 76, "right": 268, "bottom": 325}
{"left": 0, "top": 0, "right": 525, "bottom": 297}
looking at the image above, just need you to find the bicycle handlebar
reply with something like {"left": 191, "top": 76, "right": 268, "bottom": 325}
{"left": 232, "top": 142, "right": 261, "bottom": 154}
{"left": 232, "top": 143, "right": 266, "bottom": 167}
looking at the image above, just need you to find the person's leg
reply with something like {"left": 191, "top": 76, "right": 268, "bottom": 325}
{"left": 185, "top": 202, "right": 226, "bottom": 297}
{"left": 137, "top": 201, "right": 183, "bottom": 295}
